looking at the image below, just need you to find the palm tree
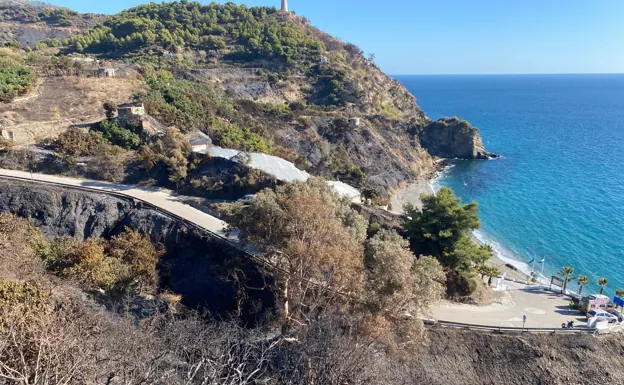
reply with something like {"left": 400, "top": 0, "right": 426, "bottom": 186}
{"left": 598, "top": 277, "right": 609, "bottom": 295}
{"left": 576, "top": 275, "right": 589, "bottom": 296}
{"left": 558, "top": 266, "right": 575, "bottom": 291}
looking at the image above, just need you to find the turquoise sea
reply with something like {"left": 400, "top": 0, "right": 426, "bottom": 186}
{"left": 396, "top": 74, "right": 624, "bottom": 296}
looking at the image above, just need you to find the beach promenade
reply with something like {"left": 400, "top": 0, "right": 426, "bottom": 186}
{"left": 432, "top": 281, "right": 585, "bottom": 328}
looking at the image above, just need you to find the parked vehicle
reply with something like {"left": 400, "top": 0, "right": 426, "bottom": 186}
{"left": 238, "top": 194, "right": 256, "bottom": 203}
{"left": 587, "top": 309, "right": 619, "bottom": 324}
{"left": 579, "top": 294, "right": 611, "bottom": 313}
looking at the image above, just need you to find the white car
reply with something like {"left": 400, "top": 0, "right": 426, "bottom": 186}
{"left": 587, "top": 310, "right": 619, "bottom": 324}
{"left": 238, "top": 194, "right": 256, "bottom": 204}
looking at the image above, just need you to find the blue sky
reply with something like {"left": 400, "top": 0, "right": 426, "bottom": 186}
{"left": 49, "top": 0, "right": 624, "bottom": 74}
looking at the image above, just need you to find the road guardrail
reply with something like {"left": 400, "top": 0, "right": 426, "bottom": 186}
{"left": 425, "top": 319, "right": 595, "bottom": 334}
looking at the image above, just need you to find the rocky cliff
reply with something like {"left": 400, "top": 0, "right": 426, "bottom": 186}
{"left": 0, "top": 179, "right": 275, "bottom": 324}
{"left": 183, "top": 32, "right": 436, "bottom": 190}
{"left": 421, "top": 117, "right": 498, "bottom": 159}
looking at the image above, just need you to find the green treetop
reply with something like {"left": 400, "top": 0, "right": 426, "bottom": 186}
{"left": 404, "top": 187, "right": 485, "bottom": 273}
{"left": 66, "top": 1, "right": 325, "bottom": 66}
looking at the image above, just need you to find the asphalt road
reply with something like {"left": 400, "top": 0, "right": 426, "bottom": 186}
{"left": 0, "top": 168, "right": 230, "bottom": 238}
{"left": 433, "top": 281, "right": 587, "bottom": 328}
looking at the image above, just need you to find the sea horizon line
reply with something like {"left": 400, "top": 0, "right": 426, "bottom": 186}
{"left": 392, "top": 72, "right": 624, "bottom": 76}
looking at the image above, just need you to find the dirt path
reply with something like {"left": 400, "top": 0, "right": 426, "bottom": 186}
{"left": 12, "top": 78, "right": 44, "bottom": 104}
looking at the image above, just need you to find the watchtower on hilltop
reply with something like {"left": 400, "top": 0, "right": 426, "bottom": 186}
{"left": 281, "top": 0, "right": 288, "bottom": 12}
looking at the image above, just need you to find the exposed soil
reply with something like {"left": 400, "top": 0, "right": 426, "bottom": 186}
{"left": 413, "top": 328, "right": 624, "bottom": 385}
{"left": 0, "top": 73, "right": 145, "bottom": 143}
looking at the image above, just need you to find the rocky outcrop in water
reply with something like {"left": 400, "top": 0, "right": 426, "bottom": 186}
{"left": 421, "top": 117, "right": 498, "bottom": 160}
{"left": 0, "top": 179, "right": 275, "bottom": 324}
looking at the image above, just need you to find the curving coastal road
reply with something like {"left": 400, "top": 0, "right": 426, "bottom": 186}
{"left": 0, "top": 168, "right": 601, "bottom": 331}
{"left": 0, "top": 168, "right": 230, "bottom": 238}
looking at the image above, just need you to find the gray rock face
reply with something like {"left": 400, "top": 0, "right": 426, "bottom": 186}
{"left": 421, "top": 117, "right": 498, "bottom": 160}
{"left": 274, "top": 116, "right": 435, "bottom": 192}
{"left": 0, "top": 180, "right": 275, "bottom": 325}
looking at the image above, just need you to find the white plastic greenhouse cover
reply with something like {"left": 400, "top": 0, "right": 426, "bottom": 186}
{"left": 197, "top": 146, "right": 360, "bottom": 201}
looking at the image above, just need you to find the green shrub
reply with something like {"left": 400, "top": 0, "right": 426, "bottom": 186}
{"left": 0, "top": 49, "right": 34, "bottom": 103}
{"left": 212, "top": 121, "right": 271, "bottom": 153}
{"left": 310, "top": 65, "right": 361, "bottom": 107}
{"left": 466, "top": 277, "right": 478, "bottom": 295}
{"left": 378, "top": 103, "right": 400, "bottom": 121}
{"left": 263, "top": 103, "right": 289, "bottom": 117}
{"left": 0, "top": 41, "right": 19, "bottom": 48}
{"left": 96, "top": 119, "right": 142, "bottom": 149}
{"left": 38, "top": 8, "right": 77, "bottom": 26}
{"left": 141, "top": 70, "right": 236, "bottom": 131}
{"left": 140, "top": 71, "right": 271, "bottom": 153}
{"left": 33, "top": 42, "right": 48, "bottom": 51}
{"left": 368, "top": 222, "right": 381, "bottom": 237}
{"left": 41, "top": 38, "right": 63, "bottom": 48}
{"left": 37, "top": 237, "right": 74, "bottom": 273}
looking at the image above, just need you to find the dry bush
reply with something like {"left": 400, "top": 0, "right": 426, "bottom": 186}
{"left": 39, "top": 231, "right": 163, "bottom": 295}
{"left": 0, "top": 289, "right": 277, "bottom": 385}
{"left": 0, "top": 286, "right": 413, "bottom": 385}
{"left": 53, "top": 127, "right": 102, "bottom": 157}
{"left": 0, "top": 74, "right": 145, "bottom": 142}
{"left": 158, "top": 290, "right": 183, "bottom": 312}
{"left": 221, "top": 177, "right": 368, "bottom": 329}
{"left": 52, "top": 127, "right": 130, "bottom": 181}
{"left": 86, "top": 148, "right": 127, "bottom": 182}
{"left": 269, "top": 316, "right": 414, "bottom": 385}
{"left": 66, "top": 238, "right": 129, "bottom": 292}
{"left": 0, "top": 282, "right": 97, "bottom": 384}
{"left": 222, "top": 178, "right": 447, "bottom": 356}
{"left": 0, "top": 213, "right": 426, "bottom": 384}
{"left": 0, "top": 213, "right": 45, "bottom": 280}
{"left": 0, "top": 137, "right": 15, "bottom": 151}
{"left": 106, "top": 228, "right": 164, "bottom": 293}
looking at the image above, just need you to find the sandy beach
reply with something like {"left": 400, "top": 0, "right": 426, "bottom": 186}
{"left": 391, "top": 180, "right": 529, "bottom": 283}
{"left": 389, "top": 180, "right": 434, "bottom": 214}
{"left": 486, "top": 253, "right": 528, "bottom": 281}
